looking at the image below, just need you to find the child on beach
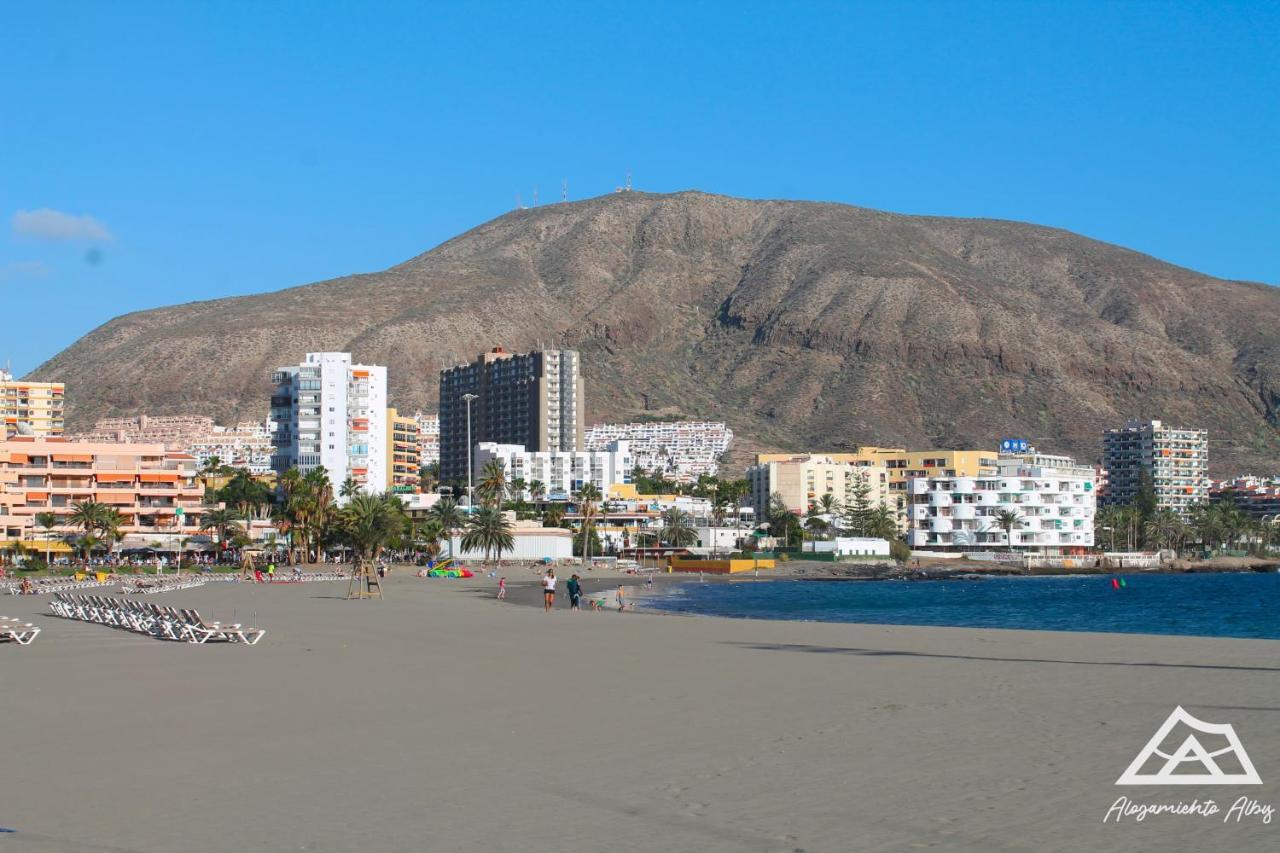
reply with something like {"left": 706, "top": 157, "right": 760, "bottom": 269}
{"left": 617, "top": 585, "right": 627, "bottom": 612}
{"left": 567, "top": 574, "right": 582, "bottom": 611}
{"left": 497, "top": 577, "right": 507, "bottom": 599}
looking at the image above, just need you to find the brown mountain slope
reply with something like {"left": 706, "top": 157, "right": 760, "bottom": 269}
{"left": 29, "top": 191, "right": 1280, "bottom": 474}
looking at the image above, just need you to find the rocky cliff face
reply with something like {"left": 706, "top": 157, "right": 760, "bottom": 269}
{"left": 30, "top": 191, "right": 1280, "bottom": 473}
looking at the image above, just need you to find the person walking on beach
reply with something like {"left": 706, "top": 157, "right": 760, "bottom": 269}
{"left": 542, "top": 569, "right": 557, "bottom": 612}
{"left": 567, "top": 573, "right": 582, "bottom": 611}
{"left": 617, "top": 584, "right": 627, "bottom": 612}
{"left": 267, "top": 561, "right": 276, "bottom": 582}
{"left": 497, "top": 576, "right": 507, "bottom": 599}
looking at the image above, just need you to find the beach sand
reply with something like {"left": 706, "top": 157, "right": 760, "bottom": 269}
{"left": 1, "top": 571, "right": 1276, "bottom": 852}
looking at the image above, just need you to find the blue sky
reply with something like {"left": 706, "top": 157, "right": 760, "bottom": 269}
{"left": 2, "top": 1, "right": 1277, "bottom": 375}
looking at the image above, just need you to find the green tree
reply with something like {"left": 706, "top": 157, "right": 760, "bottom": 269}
{"left": 339, "top": 476, "right": 361, "bottom": 499}
{"left": 842, "top": 473, "right": 873, "bottom": 536}
{"left": 767, "top": 492, "right": 802, "bottom": 549}
{"left": 994, "top": 509, "right": 1023, "bottom": 552}
{"left": 34, "top": 510, "right": 59, "bottom": 568}
{"left": 426, "top": 498, "right": 466, "bottom": 561}
{"left": 340, "top": 493, "right": 408, "bottom": 568}
{"left": 477, "top": 459, "right": 508, "bottom": 508}
{"left": 864, "top": 504, "right": 900, "bottom": 541}
{"left": 659, "top": 507, "right": 698, "bottom": 549}
{"left": 461, "top": 506, "right": 515, "bottom": 564}
{"left": 200, "top": 507, "right": 247, "bottom": 554}
{"left": 528, "top": 479, "right": 546, "bottom": 503}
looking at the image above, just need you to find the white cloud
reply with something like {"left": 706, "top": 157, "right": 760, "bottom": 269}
{"left": 0, "top": 260, "right": 53, "bottom": 282}
{"left": 12, "top": 208, "right": 113, "bottom": 242}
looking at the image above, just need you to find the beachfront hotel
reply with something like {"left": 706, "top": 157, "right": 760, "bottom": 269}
{"left": 438, "top": 348, "right": 583, "bottom": 487}
{"left": 0, "top": 368, "right": 65, "bottom": 439}
{"left": 905, "top": 446, "right": 1097, "bottom": 554}
{"left": 472, "top": 440, "right": 633, "bottom": 501}
{"left": 270, "top": 353, "right": 388, "bottom": 496}
{"left": 0, "top": 436, "right": 205, "bottom": 549}
{"left": 386, "top": 408, "right": 421, "bottom": 493}
{"left": 1101, "top": 418, "right": 1208, "bottom": 516}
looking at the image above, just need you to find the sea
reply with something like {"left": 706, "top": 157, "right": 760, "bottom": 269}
{"left": 641, "top": 572, "right": 1280, "bottom": 639}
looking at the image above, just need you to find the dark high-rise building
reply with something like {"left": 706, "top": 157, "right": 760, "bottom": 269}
{"left": 438, "top": 348, "right": 583, "bottom": 488}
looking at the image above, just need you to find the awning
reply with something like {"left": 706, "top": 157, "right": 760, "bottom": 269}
{"left": 95, "top": 474, "right": 134, "bottom": 483}
{"left": 8, "top": 453, "right": 29, "bottom": 464}
{"left": 53, "top": 453, "right": 93, "bottom": 463}
{"left": 138, "top": 472, "right": 178, "bottom": 483}
{"left": 25, "top": 492, "right": 49, "bottom": 501}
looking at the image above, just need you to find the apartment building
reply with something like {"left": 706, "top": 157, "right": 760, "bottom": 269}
{"left": 472, "top": 440, "right": 631, "bottom": 501}
{"left": 753, "top": 447, "right": 996, "bottom": 521}
{"left": 747, "top": 454, "right": 892, "bottom": 519}
{"left": 415, "top": 412, "right": 440, "bottom": 466}
{"left": 1101, "top": 419, "right": 1208, "bottom": 516}
{"left": 78, "top": 414, "right": 274, "bottom": 474}
{"left": 0, "top": 437, "right": 204, "bottom": 547}
{"left": 906, "top": 447, "right": 1096, "bottom": 553}
{"left": 386, "top": 408, "right": 421, "bottom": 493}
{"left": 584, "top": 421, "right": 732, "bottom": 482}
{"left": 270, "top": 353, "right": 388, "bottom": 495}
{"left": 1, "top": 368, "right": 65, "bottom": 439}
{"left": 439, "top": 348, "right": 583, "bottom": 486}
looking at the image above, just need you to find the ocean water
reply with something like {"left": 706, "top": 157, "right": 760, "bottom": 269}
{"left": 643, "top": 572, "right": 1280, "bottom": 639}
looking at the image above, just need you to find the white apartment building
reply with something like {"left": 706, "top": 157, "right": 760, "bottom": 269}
{"left": 415, "top": 412, "right": 440, "bottom": 466}
{"left": 473, "top": 440, "right": 632, "bottom": 501}
{"left": 270, "top": 353, "right": 387, "bottom": 495}
{"left": 906, "top": 448, "right": 1096, "bottom": 553}
{"left": 584, "top": 421, "right": 732, "bottom": 482}
{"left": 1102, "top": 419, "right": 1208, "bottom": 516}
{"left": 187, "top": 422, "right": 273, "bottom": 474}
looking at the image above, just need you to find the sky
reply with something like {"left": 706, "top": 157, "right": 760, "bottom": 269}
{"left": 2, "top": 1, "right": 1277, "bottom": 375}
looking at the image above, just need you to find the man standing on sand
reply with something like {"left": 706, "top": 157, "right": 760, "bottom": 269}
{"left": 542, "top": 569, "right": 557, "bottom": 612}
{"left": 497, "top": 576, "right": 507, "bottom": 599}
{"left": 567, "top": 574, "right": 582, "bottom": 611}
{"left": 617, "top": 584, "right": 627, "bottom": 612}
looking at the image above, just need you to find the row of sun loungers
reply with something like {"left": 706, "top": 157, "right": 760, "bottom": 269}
{"left": 50, "top": 594, "right": 265, "bottom": 644}
{"left": 4, "top": 577, "right": 112, "bottom": 595}
{"left": 1, "top": 616, "right": 41, "bottom": 645}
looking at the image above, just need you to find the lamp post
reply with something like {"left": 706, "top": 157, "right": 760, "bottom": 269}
{"left": 462, "top": 393, "right": 478, "bottom": 512}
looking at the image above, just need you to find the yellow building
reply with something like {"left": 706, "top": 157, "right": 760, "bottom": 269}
{"left": 752, "top": 447, "right": 997, "bottom": 527}
{"left": 386, "top": 408, "right": 421, "bottom": 493}
{"left": 1, "top": 369, "right": 65, "bottom": 439}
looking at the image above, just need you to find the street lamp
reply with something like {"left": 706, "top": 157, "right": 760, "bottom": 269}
{"left": 462, "top": 393, "right": 478, "bottom": 512}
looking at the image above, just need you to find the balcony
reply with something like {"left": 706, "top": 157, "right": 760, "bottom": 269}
{"left": 952, "top": 504, "right": 976, "bottom": 520}
{"left": 928, "top": 492, "right": 952, "bottom": 507}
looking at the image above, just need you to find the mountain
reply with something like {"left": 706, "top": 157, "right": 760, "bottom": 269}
{"left": 28, "top": 191, "right": 1280, "bottom": 474}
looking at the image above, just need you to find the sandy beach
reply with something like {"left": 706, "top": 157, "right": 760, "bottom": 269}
{"left": 2, "top": 570, "right": 1276, "bottom": 853}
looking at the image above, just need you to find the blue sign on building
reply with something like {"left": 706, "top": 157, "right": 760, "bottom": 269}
{"left": 1000, "top": 438, "right": 1030, "bottom": 454}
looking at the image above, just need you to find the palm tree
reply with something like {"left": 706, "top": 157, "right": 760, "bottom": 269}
{"left": 659, "top": 507, "right": 698, "bottom": 549}
{"left": 1144, "top": 508, "right": 1187, "bottom": 555}
{"left": 34, "top": 510, "right": 59, "bottom": 568}
{"left": 339, "top": 476, "right": 360, "bottom": 499}
{"left": 461, "top": 506, "right": 515, "bottom": 564}
{"left": 817, "top": 493, "right": 842, "bottom": 526}
{"left": 542, "top": 503, "right": 566, "bottom": 528}
{"left": 864, "top": 504, "right": 900, "bottom": 541}
{"left": 508, "top": 477, "right": 527, "bottom": 507}
{"left": 994, "top": 509, "right": 1022, "bottom": 552}
{"left": 67, "top": 501, "right": 109, "bottom": 565}
{"left": 529, "top": 479, "right": 546, "bottom": 504}
{"left": 575, "top": 483, "right": 602, "bottom": 567}
{"left": 1094, "top": 505, "right": 1124, "bottom": 552}
{"left": 200, "top": 507, "right": 246, "bottom": 557}
{"left": 101, "top": 508, "right": 126, "bottom": 562}
{"left": 417, "top": 519, "right": 446, "bottom": 559}
{"left": 76, "top": 533, "right": 101, "bottom": 563}
{"left": 426, "top": 498, "right": 466, "bottom": 561}
{"left": 341, "top": 493, "right": 408, "bottom": 570}
{"left": 477, "top": 459, "right": 508, "bottom": 509}
{"left": 767, "top": 492, "right": 800, "bottom": 549}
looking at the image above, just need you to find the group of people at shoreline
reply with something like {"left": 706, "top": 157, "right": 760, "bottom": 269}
{"left": 496, "top": 569, "right": 635, "bottom": 613}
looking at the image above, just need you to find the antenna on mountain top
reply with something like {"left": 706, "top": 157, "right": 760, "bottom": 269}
{"left": 516, "top": 192, "right": 524, "bottom": 210}
{"left": 626, "top": 170, "right": 632, "bottom": 191}
{"left": 562, "top": 179, "right": 568, "bottom": 202}
{"left": 533, "top": 186, "right": 539, "bottom": 207}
